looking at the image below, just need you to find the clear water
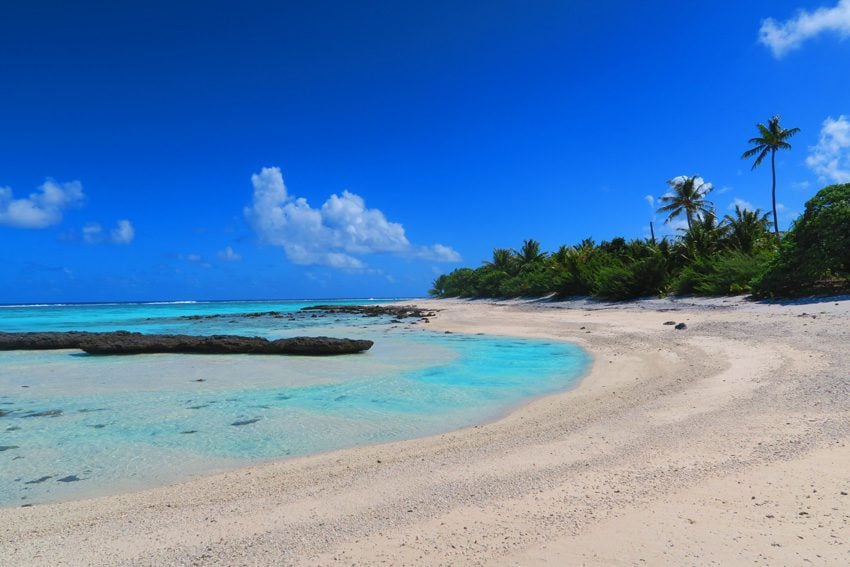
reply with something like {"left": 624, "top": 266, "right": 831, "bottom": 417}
{"left": 0, "top": 300, "right": 589, "bottom": 507}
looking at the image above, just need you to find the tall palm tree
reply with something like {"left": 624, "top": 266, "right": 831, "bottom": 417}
{"left": 723, "top": 205, "right": 773, "bottom": 254}
{"left": 741, "top": 115, "right": 800, "bottom": 243}
{"left": 657, "top": 176, "right": 714, "bottom": 231}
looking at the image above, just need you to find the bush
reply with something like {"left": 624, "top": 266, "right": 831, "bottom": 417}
{"left": 753, "top": 183, "right": 850, "bottom": 297}
{"left": 673, "top": 251, "right": 772, "bottom": 295}
{"left": 592, "top": 254, "right": 670, "bottom": 300}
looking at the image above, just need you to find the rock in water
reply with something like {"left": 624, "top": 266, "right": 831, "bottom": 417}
{"left": 0, "top": 332, "right": 373, "bottom": 356}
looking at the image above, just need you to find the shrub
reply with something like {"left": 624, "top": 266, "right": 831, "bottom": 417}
{"left": 673, "top": 251, "right": 772, "bottom": 295}
{"left": 753, "top": 183, "right": 850, "bottom": 297}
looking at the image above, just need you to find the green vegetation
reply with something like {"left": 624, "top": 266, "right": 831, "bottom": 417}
{"left": 658, "top": 176, "right": 714, "bottom": 231}
{"left": 431, "top": 182, "right": 850, "bottom": 301}
{"left": 432, "top": 114, "right": 849, "bottom": 301}
{"left": 753, "top": 183, "right": 850, "bottom": 297}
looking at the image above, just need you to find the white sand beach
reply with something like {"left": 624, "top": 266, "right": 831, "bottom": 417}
{"left": 1, "top": 296, "right": 849, "bottom": 565}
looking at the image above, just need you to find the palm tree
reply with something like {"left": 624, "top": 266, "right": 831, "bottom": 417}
{"left": 741, "top": 115, "right": 800, "bottom": 243}
{"left": 485, "top": 248, "right": 512, "bottom": 269}
{"left": 483, "top": 248, "right": 515, "bottom": 274}
{"left": 723, "top": 205, "right": 773, "bottom": 254}
{"left": 515, "top": 239, "right": 546, "bottom": 270}
{"left": 657, "top": 176, "right": 714, "bottom": 231}
{"left": 678, "top": 207, "right": 724, "bottom": 259}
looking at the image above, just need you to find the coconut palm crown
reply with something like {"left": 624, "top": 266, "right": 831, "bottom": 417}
{"left": 657, "top": 175, "right": 714, "bottom": 231}
{"left": 723, "top": 205, "right": 773, "bottom": 254}
{"left": 741, "top": 115, "right": 800, "bottom": 243}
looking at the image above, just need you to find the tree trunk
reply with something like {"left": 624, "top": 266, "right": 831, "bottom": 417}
{"left": 771, "top": 149, "right": 780, "bottom": 245}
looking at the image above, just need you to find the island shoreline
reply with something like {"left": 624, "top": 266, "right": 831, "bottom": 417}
{"left": 1, "top": 296, "right": 848, "bottom": 566}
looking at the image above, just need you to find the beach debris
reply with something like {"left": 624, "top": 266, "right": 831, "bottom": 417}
{"left": 663, "top": 321, "right": 676, "bottom": 325}
{"left": 674, "top": 323, "right": 687, "bottom": 330}
{"left": 0, "top": 331, "right": 373, "bottom": 356}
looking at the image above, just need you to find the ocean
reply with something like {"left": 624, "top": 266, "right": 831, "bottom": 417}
{"left": 0, "top": 299, "right": 589, "bottom": 507}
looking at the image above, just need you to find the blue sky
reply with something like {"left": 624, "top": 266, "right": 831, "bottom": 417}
{"left": 2, "top": 1, "right": 850, "bottom": 303}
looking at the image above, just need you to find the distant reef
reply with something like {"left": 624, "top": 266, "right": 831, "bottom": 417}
{"left": 0, "top": 331, "right": 373, "bottom": 356}
{"left": 301, "top": 304, "right": 437, "bottom": 321}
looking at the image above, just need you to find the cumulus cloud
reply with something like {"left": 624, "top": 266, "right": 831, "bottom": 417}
{"left": 759, "top": 0, "right": 850, "bottom": 58}
{"left": 110, "top": 219, "right": 134, "bottom": 244}
{"left": 806, "top": 115, "right": 850, "bottom": 182}
{"left": 728, "top": 197, "right": 756, "bottom": 212}
{"left": 415, "top": 244, "right": 463, "bottom": 263}
{"left": 83, "top": 222, "right": 103, "bottom": 243}
{"left": 80, "top": 219, "right": 134, "bottom": 244}
{"left": 244, "top": 167, "right": 461, "bottom": 268}
{"left": 643, "top": 194, "right": 654, "bottom": 207}
{"left": 668, "top": 175, "right": 713, "bottom": 195}
{"left": 0, "top": 179, "right": 84, "bottom": 228}
{"left": 218, "top": 245, "right": 242, "bottom": 262}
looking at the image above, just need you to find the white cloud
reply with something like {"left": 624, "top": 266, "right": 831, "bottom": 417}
{"left": 759, "top": 0, "right": 850, "bottom": 58}
{"left": 776, "top": 202, "right": 799, "bottom": 221}
{"left": 244, "top": 167, "right": 460, "bottom": 268}
{"left": 80, "top": 219, "right": 134, "bottom": 244}
{"left": 415, "top": 244, "right": 463, "bottom": 262}
{"left": 83, "top": 222, "right": 103, "bottom": 243}
{"left": 218, "top": 245, "right": 242, "bottom": 262}
{"left": 806, "top": 115, "right": 850, "bottom": 182}
{"left": 110, "top": 219, "right": 134, "bottom": 244}
{"left": 186, "top": 253, "right": 202, "bottom": 262}
{"left": 668, "top": 175, "right": 713, "bottom": 195}
{"left": 0, "top": 179, "right": 84, "bottom": 228}
{"left": 643, "top": 194, "right": 654, "bottom": 207}
{"left": 667, "top": 218, "right": 689, "bottom": 232}
{"left": 728, "top": 197, "right": 756, "bottom": 212}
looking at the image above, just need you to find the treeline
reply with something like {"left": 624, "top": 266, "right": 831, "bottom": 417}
{"left": 430, "top": 183, "right": 850, "bottom": 300}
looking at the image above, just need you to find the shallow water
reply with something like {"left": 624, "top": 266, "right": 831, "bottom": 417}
{"left": 0, "top": 300, "right": 589, "bottom": 507}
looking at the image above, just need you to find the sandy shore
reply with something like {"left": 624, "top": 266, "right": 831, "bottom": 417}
{"left": 2, "top": 296, "right": 849, "bottom": 565}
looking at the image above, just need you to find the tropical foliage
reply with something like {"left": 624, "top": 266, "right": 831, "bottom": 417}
{"left": 431, "top": 188, "right": 849, "bottom": 301}
{"left": 432, "top": 117, "right": 848, "bottom": 301}
{"left": 658, "top": 176, "right": 714, "bottom": 231}
{"left": 752, "top": 183, "right": 850, "bottom": 297}
{"left": 430, "top": 197, "right": 781, "bottom": 300}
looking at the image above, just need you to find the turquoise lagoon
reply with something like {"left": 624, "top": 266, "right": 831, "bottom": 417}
{"left": 0, "top": 300, "right": 589, "bottom": 506}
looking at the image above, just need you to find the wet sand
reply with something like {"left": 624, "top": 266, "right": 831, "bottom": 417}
{"left": 1, "top": 296, "right": 848, "bottom": 565}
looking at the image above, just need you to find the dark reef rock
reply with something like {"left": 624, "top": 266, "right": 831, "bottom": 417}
{"left": 0, "top": 331, "right": 373, "bottom": 356}
{"left": 674, "top": 322, "right": 687, "bottom": 330}
{"left": 301, "top": 304, "right": 437, "bottom": 320}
